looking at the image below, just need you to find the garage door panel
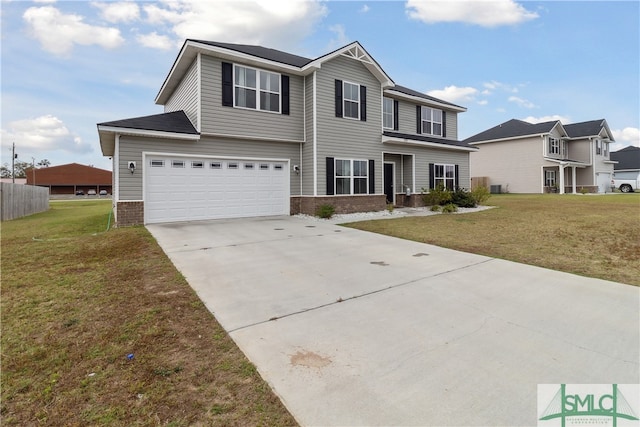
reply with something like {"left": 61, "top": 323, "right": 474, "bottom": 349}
{"left": 145, "top": 155, "right": 289, "bottom": 224}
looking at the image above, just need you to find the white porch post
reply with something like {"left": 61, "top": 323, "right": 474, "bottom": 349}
{"left": 571, "top": 166, "right": 577, "bottom": 194}
{"left": 559, "top": 165, "right": 565, "bottom": 194}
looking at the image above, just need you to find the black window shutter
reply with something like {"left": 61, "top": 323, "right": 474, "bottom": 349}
{"left": 222, "top": 62, "right": 233, "bottom": 107}
{"left": 326, "top": 157, "right": 335, "bottom": 195}
{"left": 360, "top": 86, "right": 367, "bottom": 121}
{"left": 416, "top": 105, "right": 422, "bottom": 134}
{"left": 368, "top": 160, "right": 375, "bottom": 194}
{"left": 335, "top": 80, "right": 343, "bottom": 117}
{"left": 442, "top": 111, "right": 447, "bottom": 137}
{"left": 429, "top": 163, "right": 435, "bottom": 190}
{"left": 455, "top": 164, "right": 460, "bottom": 189}
{"left": 393, "top": 100, "right": 399, "bottom": 130}
{"left": 281, "top": 75, "right": 290, "bottom": 115}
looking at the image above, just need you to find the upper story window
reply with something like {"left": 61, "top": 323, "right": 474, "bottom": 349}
{"left": 234, "top": 65, "right": 280, "bottom": 113}
{"left": 420, "top": 107, "right": 443, "bottom": 136}
{"left": 383, "top": 97, "right": 394, "bottom": 129}
{"left": 596, "top": 139, "right": 602, "bottom": 155}
{"left": 548, "top": 137, "right": 560, "bottom": 155}
{"left": 343, "top": 82, "right": 360, "bottom": 120}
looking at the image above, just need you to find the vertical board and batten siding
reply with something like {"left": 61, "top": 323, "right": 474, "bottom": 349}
{"left": 199, "top": 55, "right": 304, "bottom": 141}
{"left": 301, "top": 74, "right": 315, "bottom": 195}
{"left": 315, "top": 55, "right": 383, "bottom": 195}
{"left": 470, "top": 137, "right": 544, "bottom": 193}
{"left": 395, "top": 98, "right": 459, "bottom": 140}
{"left": 0, "top": 183, "right": 49, "bottom": 221}
{"left": 117, "top": 135, "right": 300, "bottom": 200}
{"left": 164, "top": 58, "right": 200, "bottom": 129}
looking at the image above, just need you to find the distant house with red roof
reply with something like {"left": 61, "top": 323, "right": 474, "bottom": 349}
{"left": 26, "top": 163, "right": 112, "bottom": 195}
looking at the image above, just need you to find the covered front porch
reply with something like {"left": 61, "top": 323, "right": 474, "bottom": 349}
{"left": 542, "top": 159, "right": 589, "bottom": 194}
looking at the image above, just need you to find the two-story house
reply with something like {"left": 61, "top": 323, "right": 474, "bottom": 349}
{"left": 97, "top": 40, "right": 476, "bottom": 226}
{"left": 465, "top": 118, "right": 616, "bottom": 194}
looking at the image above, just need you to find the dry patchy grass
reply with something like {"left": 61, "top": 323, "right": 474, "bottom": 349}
{"left": 1, "top": 200, "right": 297, "bottom": 426}
{"left": 346, "top": 194, "right": 640, "bottom": 286}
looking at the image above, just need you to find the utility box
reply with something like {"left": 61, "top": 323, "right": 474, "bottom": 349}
{"left": 490, "top": 185, "right": 502, "bottom": 194}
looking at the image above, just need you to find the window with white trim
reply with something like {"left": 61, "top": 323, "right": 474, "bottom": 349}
{"left": 545, "top": 170, "right": 556, "bottom": 187}
{"left": 421, "top": 107, "right": 443, "bottom": 136}
{"left": 548, "top": 137, "right": 560, "bottom": 155}
{"left": 434, "top": 164, "right": 455, "bottom": 191}
{"left": 596, "top": 139, "right": 602, "bottom": 155}
{"left": 335, "top": 159, "right": 368, "bottom": 195}
{"left": 383, "top": 97, "right": 394, "bottom": 129}
{"left": 343, "top": 82, "right": 360, "bottom": 120}
{"left": 172, "top": 160, "right": 185, "bottom": 168}
{"left": 234, "top": 65, "right": 280, "bottom": 112}
{"left": 150, "top": 160, "right": 164, "bottom": 167}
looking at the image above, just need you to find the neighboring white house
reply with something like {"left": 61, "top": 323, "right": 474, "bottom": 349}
{"left": 465, "top": 119, "right": 616, "bottom": 194}
{"left": 97, "top": 40, "right": 477, "bottom": 226}
{"left": 611, "top": 145, "right": 640, "bottom": 192}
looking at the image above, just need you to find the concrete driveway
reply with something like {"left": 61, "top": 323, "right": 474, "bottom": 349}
{"left": 147, "top": 215, "right": 639, "bottom": 426}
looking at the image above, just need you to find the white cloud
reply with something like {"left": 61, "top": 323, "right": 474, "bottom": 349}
{"left": 406, "top": 0, "right": 538, "bottom": 27}
{"left": 427, "top": 85, "right": 478, "bottom": 103}
{"left": 23, "top": 6, "right": 124, "bottom": 56}
{"left": 508, "top": 96, "right": 536, "bottom": 109}
{"left": 483, "top": 80, "right": 519, "bottom": 94}
{"left": 92, "top": 1, "right": 140, "bottom": 23}
{"left": 612, "top": 127, "right": 640, "bottom": 149}
{"left": 327, "top": 24, "right": 350, "bottom": 50}
{"left": 360, "top": 5, "right": 370, "bottom": 13}
{"left": 477, "top": 100, "right": 488, "bottom": 106}
{"left": 522, "top": 115, "right": 570, "bottom": 124}
{"left": 142, "top": 0, "right": 328, "bottom": 52}
{"left": 137, "top": 31, "right": 173, "bottom": 50}
{"left": 1, "top": 115, "right": 92, "bottom": 155}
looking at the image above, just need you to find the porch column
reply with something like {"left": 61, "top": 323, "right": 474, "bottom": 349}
{"left": 571, "top": 166, "right": 577, "bottom": 194}
{"left": 559, "top": 165, "right": 565, "bottom": 194}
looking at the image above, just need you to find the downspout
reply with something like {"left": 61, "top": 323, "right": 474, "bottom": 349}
{"left": 113, "top": 133, "right": 120, "bottom": 223}
{"left": 312, "top": 70, "right": 317, "bottom": 196}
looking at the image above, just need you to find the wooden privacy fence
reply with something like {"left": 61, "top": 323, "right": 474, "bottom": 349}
{"left": 0, "top": 183, "right": 49, "bottom": 221}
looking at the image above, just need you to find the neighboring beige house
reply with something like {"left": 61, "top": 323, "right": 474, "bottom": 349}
{"left": 465, "top": 119, "right": 616, "bottom": 194}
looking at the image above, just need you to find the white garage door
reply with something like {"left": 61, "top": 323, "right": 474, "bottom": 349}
{"left": 145, "top": 155, "right": 289, "bottom": 224}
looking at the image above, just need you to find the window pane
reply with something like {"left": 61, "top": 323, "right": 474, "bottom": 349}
{"left": 344, "top": 82, "right": 359, "bottom": 102}
{"left": 235, "top": 67, "right": 256, "bottom": 88}
{"left": 432, "top": 109, "right": 442, "bottom": 123}
{"left": 336, "top": 178, "right": 350, "bottom": 194}
{"left": 423, "top": 121, "right": 432, "bottom": 134}
{"left": 260, "top": 92, "right": 279, "bottom": 112}
{"left": 435, "top": 164, "right": 444, "bottom": 178}
{"left": 345, "top": 101, "right": 359, "bottom": 119}
{"left": 433, "top": 123, "right": 442, "bottom": 136}
{"left": 235, "top": 87, "right": 256, "bottom": 108}
{"left": 354, "top": 178, "right": 367, "bottom": 194}
{"left": 422, "top": 107, "right": 431, "bottom": 120}
{"left": 354, "top": 160, "right": 367, "bottom": 177}
{"left": 445, "top": 165, "right": 455, "bottom": 178}
{"left": 336, "top": 159, "right": 350, "bottom": 177}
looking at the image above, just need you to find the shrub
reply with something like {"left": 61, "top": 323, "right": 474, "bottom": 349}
{"left": 451, "top": 188, "right": 477, "bottom": 208}
{"left": 441, "top": 203, "right": 458, "bottom": 214}
{"left": 421, "top": 184, "right": 452, "bottom": 206}
{"left": 430, "top": 205, "right": 441, "bottom": 212}
{"left": 386, "top": 203, "right": 394, "bottom": 213}
{"left": 315, "top": 204, "right": 335, "bottom": 219}
{"left": 471, "top": 185, "right": 491, "bottom": 205}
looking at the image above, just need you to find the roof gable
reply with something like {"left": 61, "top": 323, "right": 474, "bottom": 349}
{"left": 98, "top": 111, "right": 198, "bottom": 135}
{"left": 564, "top": 119, "right": 614, "bottom": 140}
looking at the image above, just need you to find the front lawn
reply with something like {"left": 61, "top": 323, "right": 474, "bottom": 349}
{"left": 345, "top": 194, "right": 640, "bottom": 286}
{"left": 1, "top": 200, "right": 297, "bottom": 426}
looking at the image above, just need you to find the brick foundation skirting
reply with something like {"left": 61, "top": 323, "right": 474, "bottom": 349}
{"left": 116, "top": 201, "right": 144, "bottom": 227}
{"left": 291, "top": 195, "right": 387, "bottom": 216}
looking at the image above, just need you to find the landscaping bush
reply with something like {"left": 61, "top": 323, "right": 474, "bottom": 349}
{"left": 441, "top": 203, "right": 458, "bottom": 213}
{"left": 471, "top": 185, "right": 491, "bottom": 205}
{"left": 421, "top": 184, "right": 452, "bottom": 206}
{"left": 451, "top": 188, "right": 477, "bottom": 208}
{"left": 316, "top": 204, "right": 335, "bottom": 219}
{"left": 430, "top": 205, "right": 441, "bottom": 212}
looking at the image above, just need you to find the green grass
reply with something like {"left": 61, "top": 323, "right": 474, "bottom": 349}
{"left": 1, "top": 200, "right": 297, "bottom": 426}
{"left": 346, "top": 194, "right": 640, "bottom": 286}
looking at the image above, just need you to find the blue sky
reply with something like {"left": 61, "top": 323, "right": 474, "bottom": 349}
{"left": 2, "top": 0, "right": 639, "bottom": 171}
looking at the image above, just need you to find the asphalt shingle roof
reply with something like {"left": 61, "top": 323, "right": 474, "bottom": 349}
{"left": 383, "top": 131, "right": 476, "bottom": 149}
{"left": 98, "top": 111, "right": 199, "bottom": 135}
{"left": 388, "top": 85, "right": 466, "bottom": 110}
{"left": 190, "top": 40, "right": 313, "bottom": 68}
{"left": 564, "top": 119, "right": 607, "bottom": 138}
{"left": 464, "top": 119, "right": 558, "bottom": 144}
{"left": 611, "top": 146, "right": 640, "bottom": 170}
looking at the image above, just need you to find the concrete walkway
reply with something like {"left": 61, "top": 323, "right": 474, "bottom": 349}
{"left": 147, "top": 215, "right": 639, "bottom": 426}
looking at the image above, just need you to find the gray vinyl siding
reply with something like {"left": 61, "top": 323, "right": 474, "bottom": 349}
{"left": 301, "top": 74, "right": 315, "bottom": 195}
{"left": 394, "top": 97, "right": 459, "bottom": 140}
{"left": 315, "top": 56, "right": 383, "bottom": 195}
{"left": 164, "top": 58, "right": 199, "bottom": 129}
{"left": 417, "top": 148, "right": 470, "bottom": 191}
{"left": 117, "top": 135, "right": 300, "bottom": 200}
{"left": 200, "top": 55, "right": 304, "bottom": 141}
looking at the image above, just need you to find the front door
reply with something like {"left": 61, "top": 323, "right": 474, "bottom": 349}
{"left": 384, "top": 162, "right": 394, "bottom": 204}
